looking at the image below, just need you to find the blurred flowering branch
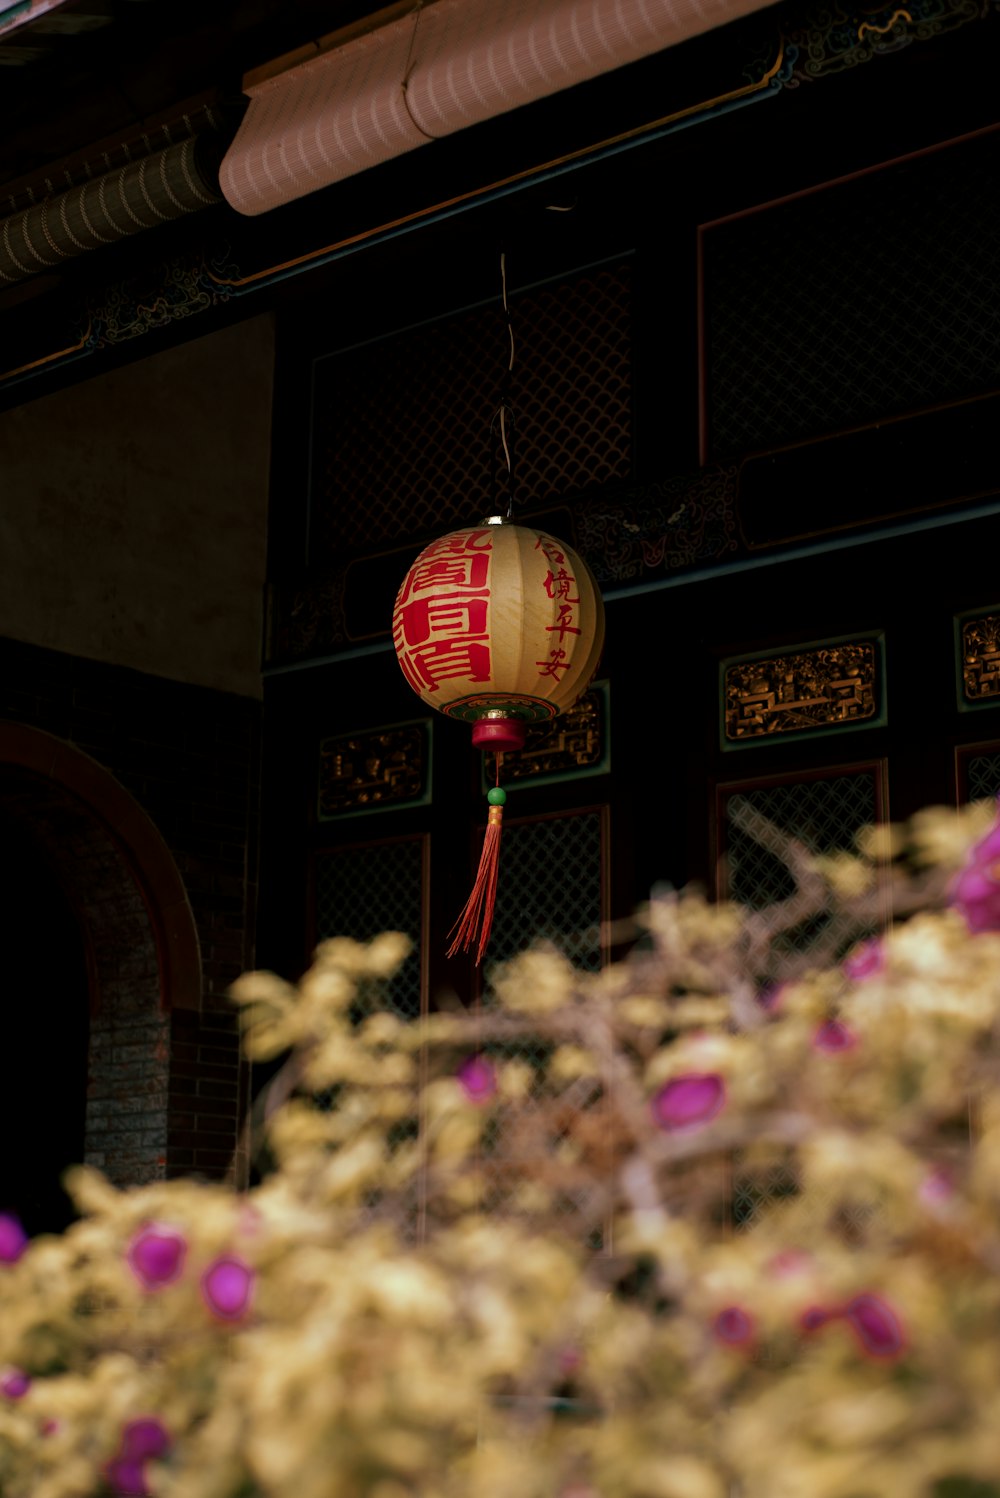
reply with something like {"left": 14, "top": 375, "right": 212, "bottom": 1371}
{"left": 731, "top": 797, "right": 992, "bottom": 982}
{"left": 0, "top": 805, "right": 999, "bottom": 1497}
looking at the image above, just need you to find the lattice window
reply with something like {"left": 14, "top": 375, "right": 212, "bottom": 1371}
{"left": 732, "top": 1149, "right": 800, "bottom": 1234}
{"left": 313, "top": 838, "right": 425, "bottom": 1019}
{"left": 722, "top": 771, "right": 879, "bottom": 918}
{"left": 721, "top": 770, "right": 882, "bottom": 1235}
{"left": 732, "top": 1147, "right": 881, "bottom": 1241}
{"left": 486, "top": 810, "right": 605, "bottom": 974}
{"left": 964, "top": 749, "right": 1000, "bottom": 805}
{"left": 477, "top": 810, "right": 607, "bottom": 1242}
{"left": 703, "top": 134, "right": 1000, "bottom": 458}
{"left": 311, "top": 263, "right": 632, "bottom": 557}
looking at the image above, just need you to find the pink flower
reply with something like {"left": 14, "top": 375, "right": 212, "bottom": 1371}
{"left": 799, "top": 1292, "right": 905, "bottom": 1357}
{"left": 953, "top": 864, "right": 1000, "bottom": 933}
{"left": 122, "top": 1419, "right": 170, "bottom": 1461}
{"left": 104, "top": 1417, "right": 171, "bottom": 1496}
{"left": 843, "top": 938, "right": 884, "bottom": 981}
{"left": 0, "top": 1368, "right": 30, "bottom": 1399}
{"left": 201, "top": 1255, "right": 254, "bottom": 1321}
{"left": 0, "top": 1214, "right": 27, "bottom": 1264}
{"left": 652, "top": 1073, "right": 726, "bottom": 1132}
{"left": 766, "top": 1249, "right": 812, "bottom": 1279}
{"left": 126, "top": 1226, "right": 186, "bottom": 1290}
{"left": 919, "top": 1169, "right": 954, "bottom": 1207}
{"left": 812, "top": 1018, "right": 857, "bottom": 1053}
{"left": 456, "top": 1055, "right": 496, "bottom": 1103}
{"left": 105, "top": 1458, "right": 150, "bottom": 1497}
{"left": 800, "top": 1305, "right": 833, "bottom": 1333}
{"left": 713, "top": 1306, "right": 754, "bottom": 1346}
{"left": 952, "top": 807, "right": 1000, "bottom": 933}
{"left": 843, "top": 1292, "right": 906, "bottom": 1359}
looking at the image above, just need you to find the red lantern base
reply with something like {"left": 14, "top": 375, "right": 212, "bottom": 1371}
{"left": 471, "top": 718, "right": 527, "bottom": 752}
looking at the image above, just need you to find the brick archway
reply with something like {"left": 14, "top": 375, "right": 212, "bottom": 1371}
{"left": 0, "top": 722, "right": 201, "bottom": 1012}
{"left": 0, "top": 723, "right": 202, "bottom": 1186}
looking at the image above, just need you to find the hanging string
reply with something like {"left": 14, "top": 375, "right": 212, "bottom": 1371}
{"left": 500, "top": 251, "right": 515, "bottom": 386}
{"left": 491, "top": 251, "right": 517, "bottom": 520}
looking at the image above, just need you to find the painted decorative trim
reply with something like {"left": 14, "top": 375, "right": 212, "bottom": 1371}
{"left": 576, "top": 468, "right": 740, "bottom": 587}
{"left": 782, "top": 0, "right": 993, "bottom": 84}
{"left": 956, "top": 608, "right": 1000, "bottom": 710}
{"left": 318, "top": 719, "right": 431, "bottom": 819}
{"left": 266, "top": 572, "right": 352, "bottom": 664}
{"left": 84, "top": 246, "right": 239, "bottom": 348}
{"left": 721, "top": 635, "right": 885, "bottom": 748}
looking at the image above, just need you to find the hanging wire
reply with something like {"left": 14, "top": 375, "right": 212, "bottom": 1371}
{"left": 501, "top": 250, "right": 515, "bottom": 379}
{"left": 491, "top": 250, "right": 517, "bottom": 519}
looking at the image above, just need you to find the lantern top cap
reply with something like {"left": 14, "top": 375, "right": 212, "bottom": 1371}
{"left": 481, "top": 513, "right": 509, "bottom": 526}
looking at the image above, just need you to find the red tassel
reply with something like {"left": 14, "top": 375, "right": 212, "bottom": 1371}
{"left": 447, "top": 788, "right": 506, "bottom": 965}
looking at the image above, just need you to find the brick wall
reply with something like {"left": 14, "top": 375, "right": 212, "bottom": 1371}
{"left": 167, "top": 1009, "right": 247, "bottom": 1181}
{"left": 0, "top": 636, "right": 261, "bottom": 1188}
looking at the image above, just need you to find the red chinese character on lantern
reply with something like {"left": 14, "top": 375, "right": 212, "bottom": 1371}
{"left": 542, "top": 567, "right": 580, "bottom": 604}
{"left": 394, "top": 596, "right": 489, "bottom": 648}
{"left": 426, "top": 529, "right": 493, "bottom": 559}
{"left": 399, "top": 640, "right": 492, "bottom": 692}
{"left": 536, "top": 648, "right": 570, "bottom": 679}
{"left": 404, "top": 554, "right": 490, "bottom": 599}
{"left": 545, "top": 604, "right": 582, "bottom": 643}
{"left": 535, "top": 537, "right": 566, "bottom": 566}
{"left": 396, "top": 534, "right": 492, "bottom": 606}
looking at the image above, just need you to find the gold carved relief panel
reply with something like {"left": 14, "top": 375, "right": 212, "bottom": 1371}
{"left": 318, "top": 722, "right": 430, "bottom": 819}
{"left": 723, "top": 639, "right": 883, "bottom": 747}
{"left": 958, "top": 612, "right": 1000, "bottom": 707}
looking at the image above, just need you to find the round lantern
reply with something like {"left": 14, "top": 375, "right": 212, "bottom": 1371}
{"left": 393, "top": 515, "right": 605, "bottom": 965}
{"left": 392, "top": 517, "right": 605, "bottom": 752}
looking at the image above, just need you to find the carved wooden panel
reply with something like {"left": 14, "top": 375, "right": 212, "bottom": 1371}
{"left": 318, "top": 722, "right": 429, "bottom": 819}
{"left": 723, "top": 638, "right": 882, "bottom": 746}
{"left": 958, "top": 611, "right": 1000, "bottom": 707}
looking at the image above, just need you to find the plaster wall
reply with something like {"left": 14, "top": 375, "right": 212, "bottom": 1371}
{"left": 0, "top": 315, "right": 274, "bottom": 698}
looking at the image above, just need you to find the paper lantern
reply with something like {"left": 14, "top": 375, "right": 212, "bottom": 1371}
{"left": 393, "top": 515, "right": 605, "bottom": 961}
{"left": 393, "top": 518, "right": 604, "bottom": 751}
